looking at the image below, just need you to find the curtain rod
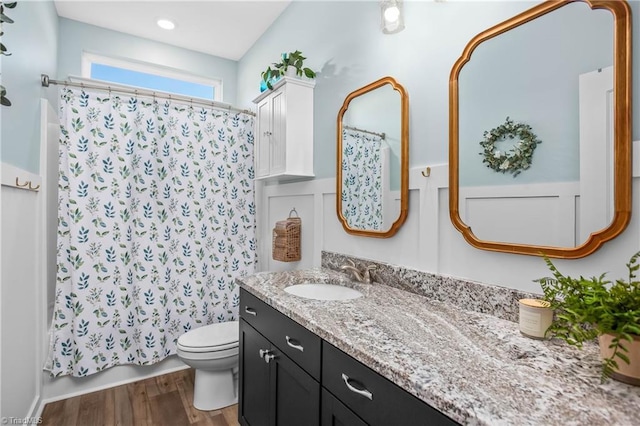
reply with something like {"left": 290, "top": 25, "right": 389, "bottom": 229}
{"left": 344, "top": 125, "right": 385, "bottom": 140}
{"left": 40, "top": 74, "right": 255, "bottom": 117}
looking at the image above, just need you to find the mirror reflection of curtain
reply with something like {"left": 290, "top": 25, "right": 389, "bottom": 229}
{"left": 341, "top": 129, "right": 384, "bottom": 230}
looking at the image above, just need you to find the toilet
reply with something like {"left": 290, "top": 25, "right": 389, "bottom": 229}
{"left": 176, "top": 320, "right": 239, "bottom": 411}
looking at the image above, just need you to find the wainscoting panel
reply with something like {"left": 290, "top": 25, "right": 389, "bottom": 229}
{"left": 321, "top": 190, "right": 421, "bottom": 268}
{"left": 257, "top": 148, "right": 640, "bottom": 294}
{"left": 459, "top": 182, "right": 580, "bottom": 247}
{"left": 257, "top": 168, "right": 427, "bottom": 273}
{"left": 1, "top": 180, "right": 41, "bottom": 420}
{"left": 266, "top": 193, "right": 315, "bottom": 272}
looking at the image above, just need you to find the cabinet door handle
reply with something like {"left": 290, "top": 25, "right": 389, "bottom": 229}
{"left": 259, "top": 349, "right": 271, "bottom": 359}
{"left": 264, "top": 354, "right": 276, "bottom": 363}
{"left": 285, "top": 336, "right": 304, "bottom": 352}
{"left": 341, "top": 373, "right": 373, "bottom": 401}
{"left": 244, "top": 306, "right": 257, "bottom": 316}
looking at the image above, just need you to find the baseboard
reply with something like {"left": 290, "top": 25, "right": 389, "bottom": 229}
{"left": 38, "top": 359, "right": 190, "bottom": 408}
{"left": 28, "top": 394, "right": 43, "bottom": 421}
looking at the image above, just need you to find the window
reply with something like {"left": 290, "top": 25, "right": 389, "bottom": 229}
{"left": 81, "top": 53, "right": 223, "bottom": 102}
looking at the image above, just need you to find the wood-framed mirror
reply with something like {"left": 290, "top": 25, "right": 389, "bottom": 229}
{"left": 337, "top": 76, "right": 409, "bottom": 238}
{"left": 449, "top": 0, "right": 631, "bottom": 258}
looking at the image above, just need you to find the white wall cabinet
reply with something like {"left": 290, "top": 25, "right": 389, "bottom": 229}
{"left": 253, "top": 77, "right": 315, "bottom": 181}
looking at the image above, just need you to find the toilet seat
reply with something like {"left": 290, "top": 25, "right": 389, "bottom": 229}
{"left": 177, "top": 321, "right": 239, "bottom": 354}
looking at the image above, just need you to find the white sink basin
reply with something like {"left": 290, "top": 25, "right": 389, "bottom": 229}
{"left": 284, "top": 283, "right": 363, "bottom": 301}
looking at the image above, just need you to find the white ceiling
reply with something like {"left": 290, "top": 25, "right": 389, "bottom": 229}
{"left": 53, "top": 0, "right": 292, "bottom": 61}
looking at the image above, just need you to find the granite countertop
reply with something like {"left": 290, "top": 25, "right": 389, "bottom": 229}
{"left": 237, "top": 268, "right": 640, "bottom": 426}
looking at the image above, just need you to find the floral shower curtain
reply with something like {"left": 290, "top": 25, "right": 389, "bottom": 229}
{"left": 340, "top": 129, "right": 384, "bottom": 230}
{"left": 46, "top": 87, "right": 256, "bottom": 377}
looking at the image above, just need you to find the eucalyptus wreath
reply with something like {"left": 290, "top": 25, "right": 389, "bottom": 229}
{"left": 479, "top": 117, "right": 541, "bottom": 177}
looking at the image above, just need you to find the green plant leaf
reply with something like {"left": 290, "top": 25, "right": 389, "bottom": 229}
{"left": 616, "top": 351, "right": 630, "bottom": 364}
{"left": 0, "top": 12, "right": 14, "bottom": 24}
{"left": 4, "top": 2, "right": 18, "bottom": 9}
{"left": 262, "top": 50, "right": 316, "bottom": 89}
{"left": 537, "top": 251, "right": 640, "bottom": 381}
{"left": 625, "top": 324, "right": 640, "bottom": 335}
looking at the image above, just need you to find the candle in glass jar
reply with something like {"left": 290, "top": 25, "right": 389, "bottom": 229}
{"left": 518, "top": 298, "right": 553, "bottom": 339}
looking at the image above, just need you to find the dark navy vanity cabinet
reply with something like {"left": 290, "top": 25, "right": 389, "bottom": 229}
{"left": 239, "top": 288, "right": 458, "bottom": 426}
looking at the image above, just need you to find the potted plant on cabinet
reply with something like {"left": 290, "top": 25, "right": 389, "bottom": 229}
{"left": 261, "top": 50, "right": 316, "bottom": 91}
{"left": 536, "top": 252, "right": 640, "bottom": 385}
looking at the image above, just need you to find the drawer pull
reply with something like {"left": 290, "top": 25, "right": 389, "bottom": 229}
{"left": 244, "top": 306, "right": 257, "bottom": 316}
{"left": 341, "top": 373, "right": 373, "bottom": 401}
{"left": 285, "top": 336, "right": 304, "bottom": 352}
{"left": 259, "top": 349, "right": 271, "bottom": 359}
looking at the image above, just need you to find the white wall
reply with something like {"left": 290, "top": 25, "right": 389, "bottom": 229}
{"left": 258, "top": 144, "right": 640, "bottom": 294}
{"left": 0, "top": 0, "right": 58, "bottom": 420}
{"left": 57, "top": 18, "right": 239, "bottom": 106}
{"left": 1, "top": 184, "right": 42, "bottom": 419}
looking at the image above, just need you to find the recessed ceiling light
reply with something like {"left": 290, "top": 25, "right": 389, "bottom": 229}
{"left": 157, "top": 19, "right": 175, "bottom": 30}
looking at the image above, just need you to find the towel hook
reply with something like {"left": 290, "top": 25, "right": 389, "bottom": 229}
{"left": 15, "top": 177, "right": 30, "bottom": 188}
{"left": 421, "top": 167, "right": 431, "bottom": 178}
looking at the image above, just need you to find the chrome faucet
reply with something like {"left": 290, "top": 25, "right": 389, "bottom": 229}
{"left": 340, "top": 259, "right": 377, "bottom": 284}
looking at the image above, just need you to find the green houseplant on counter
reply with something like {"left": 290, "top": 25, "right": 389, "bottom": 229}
{"left": 261, "top": 50, "right": 316, "bottom": 90}
{"left": 536, "top": 252, "right": 640, "bottom": 385}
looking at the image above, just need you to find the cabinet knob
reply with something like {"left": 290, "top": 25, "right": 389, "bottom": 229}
{"left": 263, "top": 131, "right": 272, "bottom": 137}
{"left": 341, "top": 373, "right": 373, "bottom": 400}
{"left": 264, "top": 353, "right": 276, "bottom": 364}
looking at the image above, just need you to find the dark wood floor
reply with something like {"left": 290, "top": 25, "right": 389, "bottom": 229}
{"left": 41, "top": 368, "right": 239, "bottom": 426}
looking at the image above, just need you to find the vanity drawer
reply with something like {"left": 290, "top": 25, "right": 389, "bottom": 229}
{"left": 240, "top": 288, "right": 322, "bottom": 380}
{"left": 240, "top": 288, "right": 280, "bottom": 338}
{"left": 322, "top": 342, "right": 458, "bottom": 426}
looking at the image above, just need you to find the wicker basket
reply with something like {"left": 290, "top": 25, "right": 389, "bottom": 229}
{"left": 272, "top": 209, "right": 301, "bottom": 262}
